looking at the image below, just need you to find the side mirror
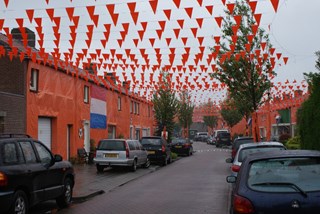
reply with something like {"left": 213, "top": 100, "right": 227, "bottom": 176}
{"left": 225, "top": 158, "right": 233, "bottom": 163}
{"left": 54, "top": 154, "right": 63, "bottom": 162}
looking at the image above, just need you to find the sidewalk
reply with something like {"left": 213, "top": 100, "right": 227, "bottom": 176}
{"left": 72, "top": 163, "right": 160, "bottom": 202}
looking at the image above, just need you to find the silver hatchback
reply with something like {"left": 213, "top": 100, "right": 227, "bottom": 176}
{"left": 94, "top": 139, "right": 150, "bottom": 172}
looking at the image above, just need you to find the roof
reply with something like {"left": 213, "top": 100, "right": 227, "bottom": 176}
{"left": 238, "top": 142, "right": 285, "bottom": 150}
{"left": 0, "top": 32, "right": 150, "bottom": 103}
{"left": 244, "top": 150, "right": 320, "bottom": 163}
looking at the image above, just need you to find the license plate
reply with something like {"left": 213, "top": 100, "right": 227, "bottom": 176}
{"left": 105, "top": 153, "right": 118, "bottom": 158}
{"left": 148, "top": 151, "right": 155, "bottom": 155}
{"left": 175, "top": 146, "right": 182, "bottom": 148}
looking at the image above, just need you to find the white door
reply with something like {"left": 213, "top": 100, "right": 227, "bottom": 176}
{"left": 38, "top": 117, "right": 52, "bottom": 150}
{"left": 83, "top": 121, "right": 90, "bottom": 152}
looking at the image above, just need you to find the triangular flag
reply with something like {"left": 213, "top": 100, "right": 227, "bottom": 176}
{"left": 149, "top": 38, "right": 155, "bottom": 47}
{"left": 110, "top": 13, "right": 119, "bottom": 26}
{"left": 46, "top": 8, "right": 55, "bottom": 21}
{"left": 26, "top": 9, "right": 34, "bottom": 22}
{"left": 149, "top": 0, "right": 158, "bottom": 14}
{"left": 185, "top": 7, "right": 193, "bottom": 18}
{"left": 127, "top": 2, "right": 136, "bottom": 13}
{"left": 163, "top": 9, "right": 171, "bottom": 20}
{"left": 249, "top": 1, "right": 257, "bottom": 14}
{"left": 66, "top": 7, "right": 74, "bottom": 21}
{"left": 106, "top": 4, "right": 115, "bottom": 15}
{"left": 181, "top": 37, "right": 188, "bottom": 46}
{"left": 177, "top": 19, "right": 184, "bottom": 29}
{"left": 215, "top": 16, "right": 223, "bottom": 28}
{"left": 270, "top": 0, "right": 279, "bottom": 12}
{"left": 196, "top": 18, "right": 203, "bottom": 28}
{"left": 4, "top": 0, "right": 9, "bottom": 7}
{"left": 130, "top": 12, "right": 139, "bottom": 25}
{"left": 173, "top": 0, "right": 181, "bottom": 8}
{"left": 227, "top": 3, "right": 235, "bottom": 14}
{"left": 197, "top": 0, "right": 203, "bottom": 6}
{"left": 205, "top": 5, "right": 213, "bottom": 15}
{"left": 156, "top": 29, "right": 163, "bottom": 39}
{"left": 190, "top": 28, "right": 197, "bottom": 37}
{"left": 173, "top": 28, "right": 180, "bottom": 39}
{"left": 166, "top": 38, "right": 172, "bottom": 46}
{"left": 254, "top": 14, "right": 262, "bottom": 26}
{"left": 158, "top": 20, "right": 166, "bottom": 30}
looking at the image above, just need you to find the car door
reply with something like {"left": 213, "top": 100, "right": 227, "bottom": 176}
{"left": 33, "top": 141, "right": 64, "bottom": 199}
{"left": 135, "top": 141, "right": 146, "bottom": 165}
{"left": 18, "top": 140, "right": 47, "bottom": 204}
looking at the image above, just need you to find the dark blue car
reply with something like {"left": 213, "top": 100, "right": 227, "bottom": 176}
{"left": 226, "top": 150, "right": 320, "bottom": 214}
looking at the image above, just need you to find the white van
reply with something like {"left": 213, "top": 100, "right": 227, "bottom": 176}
{"left": 213, "top": 129, "right": 229, "bottom": 138}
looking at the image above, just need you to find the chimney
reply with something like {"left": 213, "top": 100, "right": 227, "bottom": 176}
{"left": 105, "top": 72, "right": 116, "bottom": 84}
{"left": 11, "top": 27, "right": 36, "bottom": 48}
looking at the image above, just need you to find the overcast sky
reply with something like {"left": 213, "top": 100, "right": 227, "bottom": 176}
{"left": 1, "top": 0, "right": 319, "bottom": 104}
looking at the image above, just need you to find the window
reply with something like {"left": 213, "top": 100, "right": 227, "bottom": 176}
{"left": 0, "top": 116, "right": 4, "bottom": 133}
{"left": 148, "top": 106, "right": 151, "bottom": 117}
{"left": 130, "top": 101, "right": 133, "bottom": 113}
{"left": 19, "top": 141, "right": 37, "bottom": 163}
{"left": 84, "top": 85, "right": 89, "bottom": 103}
{"left": 108, "top": 125, "right": 116, "bottom": 139}
{"left": 118, "top": 97, "right": 121, "bottom": 111}
{"left": 34, "top": 141, "right": 52, "bottom": 166}
{"left": 137, "top": 103, "right": 140, "bottom": 115}
{"left": 30, "top": 68, "right": 39, "bottom": 92}
{"left": 134, "top": 102, "right": 137, "bottom": 114}
{"left": 3, "top": 143, "right": 19, "bottom": 164}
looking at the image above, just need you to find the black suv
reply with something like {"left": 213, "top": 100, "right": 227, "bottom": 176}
{"left": 0, "top": 134, "right": 75, "bottom": 214}
{"left": 140, "top": 136, "right": 171, "bottom": 166}
{"left": 216, "top": 132, "right": 232, "bottom": 148}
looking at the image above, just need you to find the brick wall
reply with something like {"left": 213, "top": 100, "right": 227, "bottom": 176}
{"left": 0, "top": 55, "right": 27, "bottom": 133}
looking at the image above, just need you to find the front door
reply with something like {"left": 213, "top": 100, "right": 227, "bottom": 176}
{"left": 83, "top": 121, "right": 90, "bottom": 153}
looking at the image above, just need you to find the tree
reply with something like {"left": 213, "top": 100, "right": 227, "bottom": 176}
{"left": 220, "top": 95, "right": 244, "bottom": 135}
{"left": 203, "top": 115, "right": 218, "bottom": 134}
{"left": 152, "top": 72, "right": 179, "bottom": 142}
{"left": 297, "top": 52, "right": 320, "bottom": 149}
{"left": 220, "top": 107, "right": 243, "bottom": 132}
{"left": 210, "top": 0, "right": 274, "bottom": 141}
{"left": 177, "top": 91, "right": 194, "bottom": 137}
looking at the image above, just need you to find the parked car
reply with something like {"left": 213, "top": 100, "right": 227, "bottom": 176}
{"left": 140, "top": 136, "right": 171, "bottom": 166}
{"left": 207, "top": 136, "right": 216, "bottom": 145}
{"left": 216, "top": 132, "right": 232, "bottom": 147}
{"left": 231, "top": 137, "right": 254, "bottom": 160}
{"left": 226, "top": 150, "right": 320, "bottom": 214}
{"left": 94, "top": 139, "right": 150, "bottom": 172}
{"left": 226, "top": 142, "right": 286, "bottom": 177}
{"left": 213, "top": 129, "right": 229, "bottom": 138}
{"left": 170, "top": 138, "right": 193, "bottom": 156}
{"left": 0, "top": 134, "right": 74, "bottom": 214}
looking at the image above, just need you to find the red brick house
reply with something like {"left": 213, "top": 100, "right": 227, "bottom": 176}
{"left": 0, "top": 29, "right": 155, "bottom": 160}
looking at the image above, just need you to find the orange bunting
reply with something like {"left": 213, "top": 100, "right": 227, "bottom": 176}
{"left": 215, "top": 17, "right": 223, "bottom": 28}
{"left": 196, "top": 18, "right": 203, "bottom": 28}
{"left": 46, "top": 8, "right": 55, "bottom": 21}
{"left": 270, "top": 0, "right": 279, "bottom": 12}
{"left": 163, "top": 9, "right": 171, "bottom": 20}
{"left": 149, "top": 0, "right": 158, "bottom": 14}
{"left": 173, "top": 0, "right": 181, "bottom": 8}
{"left": 227, "top": 3, "right": 235, "bottom": 14}
{"left": 205, "top": 5, "right": 214, "bottom": 15}
{"left": 185, "top": 7, "right": 193, "bottom": 18}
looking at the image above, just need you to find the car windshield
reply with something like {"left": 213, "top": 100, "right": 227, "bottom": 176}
{"left": 238, "top": 146, "right": 285, "bottom": 162}
{"left": 98, "top": 140, "right": 125, "bottom": 151}
{"left": 140, "top": 138, "right": 161, "bottom": 146}
{"left": 248, "top": 157, "right": 320, "bottom": 192}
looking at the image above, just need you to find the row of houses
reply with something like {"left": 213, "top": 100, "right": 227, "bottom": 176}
{"left": 192, "top": 90, "right": 308, "bottom": 140}
{"left": 0, "top": 28, "right": 155, "bottom": 160}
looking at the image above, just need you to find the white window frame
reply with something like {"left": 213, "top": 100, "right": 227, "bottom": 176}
{"left": 30, "top": 68, "right": 39, "bottom": 92}
{"left": 84, "top": 85, "right": 89, "bottom": 103}
{"left": 118, "top": 96, "right": 121, "bottom": 111}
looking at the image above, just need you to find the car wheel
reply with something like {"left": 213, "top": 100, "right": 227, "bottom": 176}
{"left": 131, "top": 159, "right": 137, "bottom": 172}
{"left": 143, "top": 158, "right": 150, "bottom": 168}
{"left": 56, "top": 178, "right": 73, "bottom": 208}
{"left": 96, "top": 164, "right": 104, "bottom": 172}
{"left": 10, "top": 190, "right": 28, "bottom": 214}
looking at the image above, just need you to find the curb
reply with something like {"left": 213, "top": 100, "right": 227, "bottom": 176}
{"left": 73, "top": 190, "right": 105, "bottom": 203}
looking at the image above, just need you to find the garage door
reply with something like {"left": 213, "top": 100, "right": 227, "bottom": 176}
{"left": 38, "top": 117, "right": 52, "bottom": 150}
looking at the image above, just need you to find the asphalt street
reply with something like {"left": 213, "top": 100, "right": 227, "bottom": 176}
{"left": 58, "top": 141, "right": 232, "bottom": 214}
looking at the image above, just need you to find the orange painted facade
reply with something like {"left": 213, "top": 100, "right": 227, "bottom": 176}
{"left": 24, "top": 62, "right": 154, "bottom": 160}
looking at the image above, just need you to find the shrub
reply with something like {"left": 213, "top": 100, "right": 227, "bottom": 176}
{"left": 171, "top": 152, "right": 178, "bottom": 160}
{"left": 279, "top": 133, "right": 291, "bottom": 144}
{"left": 285, "top": 136, "right": 301, "bottom": 150}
